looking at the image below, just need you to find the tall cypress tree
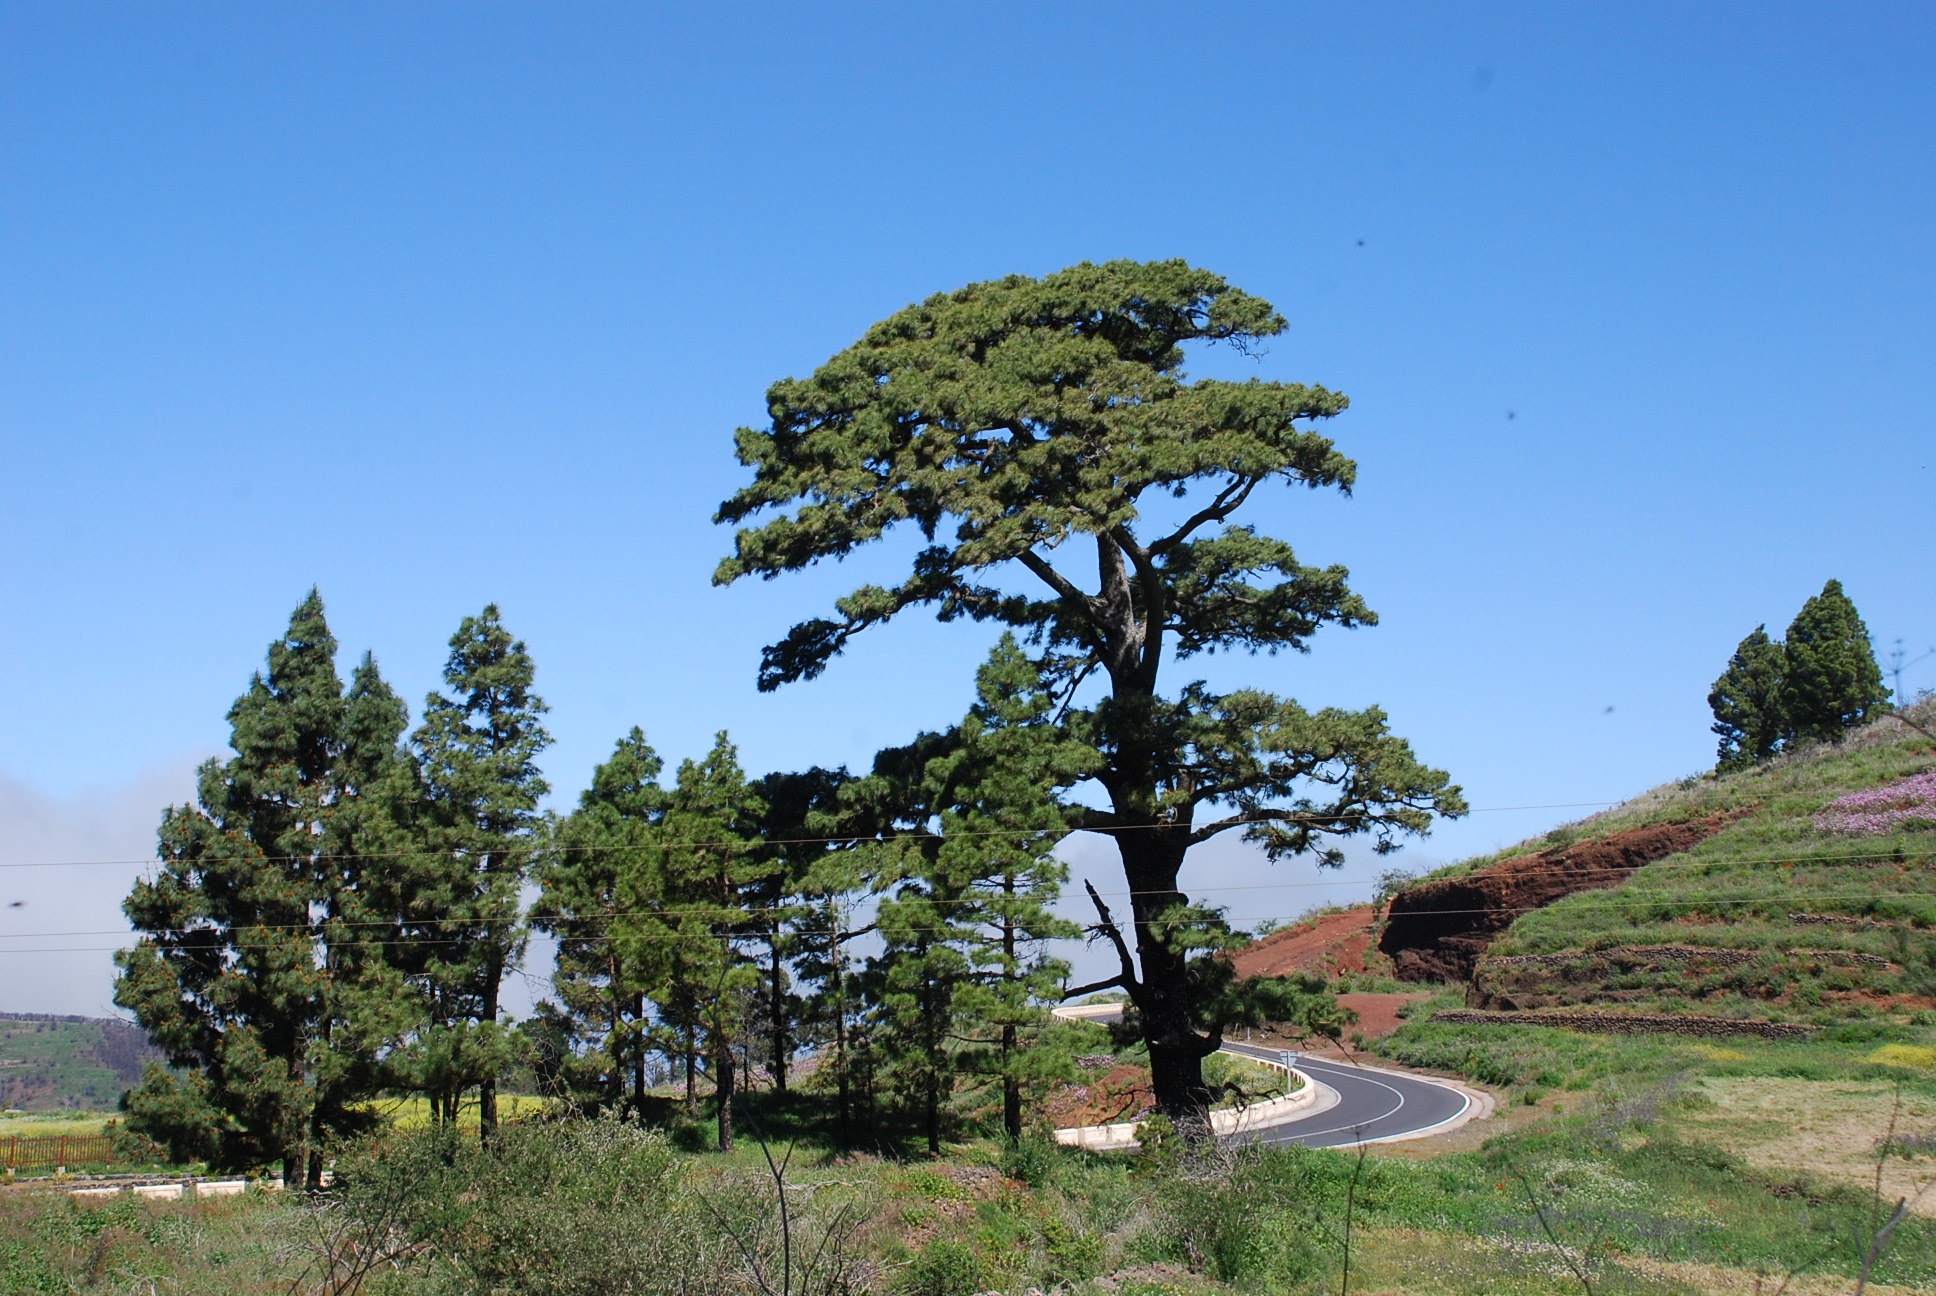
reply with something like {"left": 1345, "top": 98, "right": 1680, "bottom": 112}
{"left": 115, "top": 592, "right": 408, "bottom": 1184}
{"left": 1709, "top": 625, "right": 1787, "bottom": 770}
{"left": 400, "top": 605, "right": 551, "bottom": 1139}
{"left": 1783, "top": 579, "right": 1890, "bottom": 745}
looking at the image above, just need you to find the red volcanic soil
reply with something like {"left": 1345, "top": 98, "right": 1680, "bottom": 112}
{"left": 1232, "top": 907, "right": 1378, "bottom": 980}
{"left": 1379, "top": 816, "right": 1735, "bottom": 982}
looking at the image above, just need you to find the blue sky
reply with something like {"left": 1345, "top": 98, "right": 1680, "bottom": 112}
{"left": 2, "top": 3, "right": 1931, "bottom": 1014}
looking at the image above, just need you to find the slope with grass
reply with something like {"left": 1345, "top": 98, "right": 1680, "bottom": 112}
{"left": 0, "top": 1013, "right": 165, "bottom": 1111}
{"left": 1443, "top": 704, "right": 1936, "bottom": 1027}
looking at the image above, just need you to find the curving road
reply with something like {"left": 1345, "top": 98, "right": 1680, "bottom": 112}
{"left": 1221, "top": 1042, "right": 1475, "bottom": 1148}
{"left": 1051, "top": 1003, "right": 1481, "bottom": 1148}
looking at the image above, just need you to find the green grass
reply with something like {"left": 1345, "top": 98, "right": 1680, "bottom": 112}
{"left": 1405, "top": 707, "right": 1936, "bottom": 1022}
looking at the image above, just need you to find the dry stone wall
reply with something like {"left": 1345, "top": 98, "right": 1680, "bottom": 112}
{"left": 1430, "top": 1009, "right": 1817, "bottom": 1039}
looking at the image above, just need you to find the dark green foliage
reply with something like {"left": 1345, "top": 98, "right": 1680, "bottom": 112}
{"left": 532, "top": 728, "right": 667, "bottom": 1116}
{"left": 650, "top": 733, "right": 769, "bottom": 1150}
{"left": 1709, "top": 625, "right": 1787, "bottom": 771}
{"left": 715, "top": 260, "right": 1463, "bottom": 1122}
{"left": 863, "top": 637, "right": 1096, "bottom": 1150}
{"left": 390, "top": 605, "right": 551, "bottom": 1138}
{"left": 1783, "top": 578, "right": 1891, "bottom": 745}
{"left": 1708, "top": 580, "right": 1889, "bottom": 770}
{"left": 113, "top": 592, "right": 408, "bottom": 1181}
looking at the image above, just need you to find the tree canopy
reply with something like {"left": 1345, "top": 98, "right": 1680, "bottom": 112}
{"left": 716, "top": 260, "right": 1463, "bottom": 1123}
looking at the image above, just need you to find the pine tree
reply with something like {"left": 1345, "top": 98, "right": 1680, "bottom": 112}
{"left": 534, "top": 728, "right": 666, "bottom": 1116}
{"left": 714, "top": 260, "right": 1465, "bottom": 1124}
{"left": 748, "top": 767, "right": 852, "bottom": 1095}
{"left": 931, "top": 637, "right": 1092, "bottom": 1141}
{"left": 114, "top": 592, "right": 408, "bottom": 1184}
{"left": 638, "top": 733, "right": 766, "bottom": 1151}
{"left": 1709, "top": 625, "right": 1787, "bottom": 770}
{"left": 399, "top": 605, "right": 551, "bottom": 1139}
{"left": 1783, "top": 579, "right": 1891, "bottom": 745}
{"left": 861, "top": 638, "right": 1098, "bottom": 1151}
{"left": 782, "top": 821, "right": 884, "bottom": 1139}
{"left": 869, "top": 865, "right": 970, "bottom": 1156}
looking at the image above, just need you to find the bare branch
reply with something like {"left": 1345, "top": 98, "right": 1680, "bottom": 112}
{"left": 1084, "top": 879, "right": 1140, "bottom": 992}
{"left": 1016, "top": 550, "right": 1094, "bottom": 610}
{"left": 1060, "top": 975, "right": 1126, "bottom": 1001}
{"left": 1148, "top": 474, "right": 1261, "bottom": 554}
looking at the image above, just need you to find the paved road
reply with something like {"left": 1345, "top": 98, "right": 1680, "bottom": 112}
{"left": 1221, "top": 1043, "right": 1473, "bottom": 1148}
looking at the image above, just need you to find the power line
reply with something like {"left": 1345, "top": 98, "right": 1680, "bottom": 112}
{"left": 0, "top": 840, "right": 1920, "bottom": 941}
{"left": 0, "top": 802, "right": 1626, "bottom": 871}
{"left": 1, "top": 848, "right": 1926, "bottom": 944}
{"left": 4, "top": 885, "right": 1932, "bottom": 956}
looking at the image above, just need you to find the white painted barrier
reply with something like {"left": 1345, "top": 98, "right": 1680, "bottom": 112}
{"left": 1049, "top": 1000, "right": 1325, "bottom": 1149}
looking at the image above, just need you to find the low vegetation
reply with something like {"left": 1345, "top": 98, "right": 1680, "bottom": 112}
{"left": 5, "top": 1035, "right": 1934, "bottom": 1296}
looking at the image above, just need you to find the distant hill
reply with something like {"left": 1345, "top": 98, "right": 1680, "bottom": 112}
{"left": 0, "top": 1012, "right": 167, "bottom": 1111}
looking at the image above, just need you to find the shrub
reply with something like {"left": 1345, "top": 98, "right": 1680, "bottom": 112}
{"left": 309, "top": 1118, "right": 722, "bottom": 1295}
{"left": 899, "top": 1237, "right": 990, "bottom": 1296}
{"left": 1138, "top": 1152, "right": 1327, "bottom": 1290}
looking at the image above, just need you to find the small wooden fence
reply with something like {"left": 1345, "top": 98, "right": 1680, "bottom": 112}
{"left": 5, "top": 1134, "right": 120, "bottom": 1173}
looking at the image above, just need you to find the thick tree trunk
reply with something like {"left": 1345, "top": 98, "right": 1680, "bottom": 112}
{"left": 632, "top": 993, "right": 647, "bottom": 1118}
{"left": 714, "top": 1039, "right": 735, "bottom": 1152}
{"left": 769, "top": 938, "right": 789, "bottom": 1093}
{"left": 479, "top": 953, "right": 501, "bottom": 1143}
{"left": 1116, "top": 816, "right": 1218, "bottom": 1132}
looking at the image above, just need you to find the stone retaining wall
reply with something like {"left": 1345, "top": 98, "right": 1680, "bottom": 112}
{"left": 1429, "top": 1010, "right": 1817, "bottom": 1039}
{"left": 1483, "top": 944, "right": 1895, "bottom": 972}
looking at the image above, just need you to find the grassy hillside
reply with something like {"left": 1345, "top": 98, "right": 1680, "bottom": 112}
{"left": 1397, "top": 702, "right": 1936, "bottom": 1025}
{"left": 0, "top": 1013, "right": 166, "bottom": 1111}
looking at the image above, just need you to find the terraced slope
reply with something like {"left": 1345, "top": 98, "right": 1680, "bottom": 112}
{"left": 1426, "top": 702, "right": 1936, "bottom": 1027}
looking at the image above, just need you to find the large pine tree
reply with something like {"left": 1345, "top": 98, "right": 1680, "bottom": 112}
{"left": 115, "top": 592, "right": 408, "bottom": 1184}
{"left": 396, "top": 605, "right": 551, "bottom": 1139}
{"left": 714, "top": 261, "right": 1465, "bottom": 1125}
{"left": 1782, "top": 579, "right": 1890, "bottom": 745}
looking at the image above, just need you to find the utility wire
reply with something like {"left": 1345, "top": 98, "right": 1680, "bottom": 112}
{"left": 1, "top": 848, "right": 1928, "bottom": 943}
{"left": 3, "top": 892, "right": 1932, "bottom": 956}
{"left": 0, "top": 802, "right": 1626, "bottom": 870}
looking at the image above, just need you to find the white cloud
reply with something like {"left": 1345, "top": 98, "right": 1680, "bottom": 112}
{"left": 0, "top": 759, "right": 204, "bottom": 1016}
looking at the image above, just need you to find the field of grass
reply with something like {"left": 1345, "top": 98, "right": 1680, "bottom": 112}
{"left": 5, "top": 1061, "right": 1933, "bottom": 1296}
{"left": 0, "top": 1110, "right": 114, "bottom": 1140}
{"left": 351, "top": 1092, "right": 549, "bottom": 1130}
